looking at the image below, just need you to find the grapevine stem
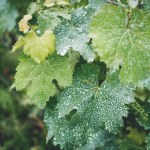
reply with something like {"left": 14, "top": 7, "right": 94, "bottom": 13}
{"left": 27, "top": 23, "right": 38, "bottom": 35}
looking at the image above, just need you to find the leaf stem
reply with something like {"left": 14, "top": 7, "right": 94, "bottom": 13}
{"left": 27, "top": 23, "right": 38, "bottom": 35}
{"left": 126, "top": 8, "right": 132, "bottom": 28}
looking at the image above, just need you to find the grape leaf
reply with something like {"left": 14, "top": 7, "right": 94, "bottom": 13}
{"left": 0, "top": 0, "right": 18, "bottom": 35}
{"left": 127, "top": 127, "right": 146, "bottom": 145}
{"left": 55, "top": 6, "right": 96, "bottom": 62}
{"left": 14, "top": 53, "right": 77, "bottom": 108}
{"left": 76, "top": 130, "right": 117, "bottom": 150}
{"left": 144, "top": 0, "right": 150, "bottom": 12}
{"left": 88, "top": 0, "right": 104, "bottom": 10}
{"left": 44, "top": 0, "right": 69, "bottom": 7}
{"left": 119, "top": 138, "right": 144, "bottom": 150}
{"left": 128, "top": 0, "right": 138, "bottom": 8}
{"left": 90, "top": 4, "right": 150, "bottom": 89}
{"left": 146, "top": 134, "right": 150, "bottom": 150}
{"left": 137, "top": 103, "right": 150, "bottom": 130}
{"left": 38, "top": 7, "right": 71, "bottom": 33}
{"left": 70, "top": 0, "right": 81, "bottom": 5}
{"left": 45, "top": 64, "right": 134, "bottom": 148}
{"left": 12, "top": 30, "right": 55, "bottom": 63}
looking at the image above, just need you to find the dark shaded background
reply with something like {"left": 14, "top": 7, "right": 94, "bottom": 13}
{"left": 0, "top": 0, "right": 60, "bottom": 149}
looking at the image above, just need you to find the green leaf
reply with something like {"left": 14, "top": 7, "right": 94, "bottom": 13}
{"left": 0, "top": 0, "right": 18, "bottom": 35}
{"left": 146, "top": 134, "right": 150, "bottom": 150}
{"left": 38, "top": 7, "right": 71, "bottom": 33}
{"left": 12, "top": 30, "right": 55, "bottom": 63}
{"left": 137, "top": 103, "right": 150, "bottom": 130}
{"left": 55, "top": 6, "right": 96, "bottom": 62}
{"left": 119, "top": 138, "right": 144, "bottom": 150}
{"left": 45, "top": 64, "right": 134, "bottom": 148}
{"left": 90, "top": 4, "right": 150, "bottom": 89}
{"left": 88, "top": 0, "right": 104, "bottom": 10}
{"left": 76, "top": 130, "right": 117, "bottom": 150}
{"left": 144, "top": 0, "right": 150, "bottom": 12}
{"left": 70, "top": 0, "right": 81, "bottom": 5}
{"left": 57, "top": 64, "right": 134, "bottom": 131}
{"left": 14, "top": 53, "right": 77, "bottom": 108}
{"left": 0, "top": 89, "right": 13, "bottom": 111}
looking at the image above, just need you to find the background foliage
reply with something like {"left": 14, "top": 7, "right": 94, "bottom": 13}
{"left": 0, "top": 0, "right": 59, "bottom": 149}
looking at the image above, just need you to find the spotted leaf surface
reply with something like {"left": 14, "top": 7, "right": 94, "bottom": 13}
{"left": 45, "top": 64, "right": 134, "bottom": 148}
{"left": 76, "top": 130, "right": 117, "bottom": 150}
{"left": 90, "top": 4, "right": 150, "bottom": 89}
{"left": 55, "top": 6, "right": 96, "bottom": 62}
{"left": 14, "top": 54, "right": 77, "bottom": 108}
{"left": 38, "top": 7, "right": 71, "bottom": 33}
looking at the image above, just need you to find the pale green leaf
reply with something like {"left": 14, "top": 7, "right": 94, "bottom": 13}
{"left": 12, "top": 30, "right": 55, "bottom": 63}
{"left": 14, "top": 53, "right": 77, "bottom": 108}
{"left": 128, "top": 0, "right": 138, "bottom": 8}
{"left": 90, "top": 4, "right": 150, "bottom": 89}
{"left": 45, "top": 64, "right": 134, "bottom": 148}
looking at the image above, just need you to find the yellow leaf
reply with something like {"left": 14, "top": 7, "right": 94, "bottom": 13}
{"left": 56, "top": 0, "right": 69, "bottom": 5}
{"left": 44, "top": 0, "right": 55, "bottom": 7}
{"left": 44, "top": 0, "right": 69, "bottom": 7}
{"left": 12, "top": 30, "right": 55, "bottom": 63}
{"left": 127, "top": 127, "right": 146, "bottom": 145}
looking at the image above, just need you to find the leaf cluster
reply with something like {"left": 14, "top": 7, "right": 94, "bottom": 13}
{"left": 12, "top": 0, "right": 150, "bottom": 149}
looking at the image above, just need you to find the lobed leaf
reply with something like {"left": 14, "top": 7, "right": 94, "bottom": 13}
{"left": 14, "top": 53, "right": 77, "bottom": 108}
{"left": 45, "top": 64, "right": 134, "bottom": 148}
{"left": 90, "top": 4, "right": 150, "bottom": 89}
{"left": 38, "top": 7, "right": 71, "bottom": 33}
{"left": 12, "top": 30, "right": 55, "bottom": 63}
{"left": 55, "top": 6, "right": 96, "bottom": 62}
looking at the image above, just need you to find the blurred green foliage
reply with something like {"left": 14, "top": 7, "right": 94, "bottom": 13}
{"left": 0, "top": 0, "right": 60, "bottom": 149}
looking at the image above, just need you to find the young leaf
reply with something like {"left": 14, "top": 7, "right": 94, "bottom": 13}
{"left": 12, "top": 30, "right": 55, "bottom": 63}
{"left": 44, "top": 0, "right": 69, "bottom": 7}
{"left": 45, "top": 64, "right": 134, "bottom": 148}
{"left": 14, "top": 53, "right": 77, "bottom": 108}
{"left": 90, "top": 4, "right": 150, "bottom": 89}
{"left": 55, "top": 6, "right": 96, "bottom": 62}
{"left": 18, "top": 14, "right": 32, "bottom": 33}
